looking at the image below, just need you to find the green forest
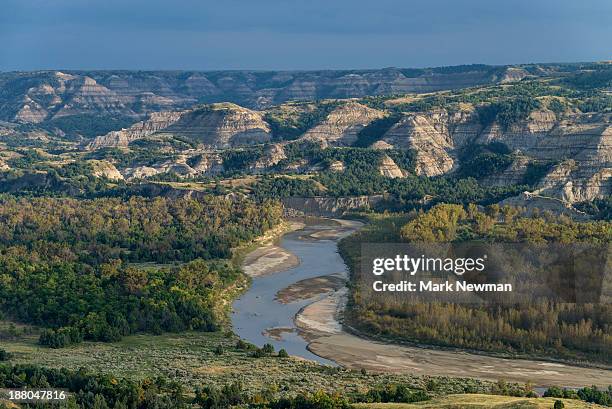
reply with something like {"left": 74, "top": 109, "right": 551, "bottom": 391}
{"left": 341, "top": 204, "right": 612, "bottom": 364}
{"left": 0, "top": 195, "right": 281, "bottom": 263}
{"left": 0, "top": 195, "right": 282, "bottom": 347}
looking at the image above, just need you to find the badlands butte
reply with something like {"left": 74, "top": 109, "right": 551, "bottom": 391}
{"left": 0, "top": 62, "right": 610, "bottom": 214}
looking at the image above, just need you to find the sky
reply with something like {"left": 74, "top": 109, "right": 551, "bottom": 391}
{"left": 1, "top": 0, "right": 610, "bottom": 71}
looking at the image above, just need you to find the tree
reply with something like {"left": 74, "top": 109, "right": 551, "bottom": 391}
{"left": 262, "top": 343, "right": 275, "bottom": 355}
{"left": 544, "top": 387, "right": 564, "bottom": 398}
{"left": 112, "top": 400, "right": 128, "bottom": 409}
{"left": 92, "top": 394, "right": 110, "bottom": 409}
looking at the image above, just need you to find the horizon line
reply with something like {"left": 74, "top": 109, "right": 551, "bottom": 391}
{"left": 2, "top": 60, "right": 610, "bottom": 74}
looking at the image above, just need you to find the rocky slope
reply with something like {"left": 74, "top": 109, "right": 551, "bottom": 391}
{"left": 0, "top": 64, "right": 560, "bottom": 127}
{"left": 2, "top": 62, "right": 609, "bottom": 210}
{"left": 9, "top": 73, "right": 136, "bottom": 124}
{"left": 88, "top": 103, "right": 271, "bottom": 149}
{"left": 479, "top": 112, "right": 612, "bottom": 203}
{"left": 89, "top": 160, "right": 124, "bottom": 181}
{"left": 300, "top": 102, "right": 386, "bottom": 147}
{"left": 374, "top": 110, "right": 457, "bottom": 176}
{"left": 281, "top": 196, "right": 384, "bottom": 217}
{"left": 88, "top": 101, "right": 384, "bottom": 150}
{"left": 121, "top": 150, "right": 226, "bottom": 180}
{"left": 251, "top": 144, "right": 286, "bottom": 171}
{"left": 373, "top": 108, "right": 611, "bottom": 203}
{"left": 84, "top": 99, "right": 610, "bottom": 205}
{"left": 378, "top": 154, "right": 405, "bottom": 178}
{"left": 87, "top": 111, "right": 183, "bottom": 149}
{"left": 159, "top": 103, "right": 271, "bottom": 148}
{"left": 189, "top": 152, "right": 225, "bottom": 175}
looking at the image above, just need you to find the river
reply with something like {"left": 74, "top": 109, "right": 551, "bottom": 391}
{"left": 232, "top": 218, "right": 612, "bottom": 388}
{"left": 231, "top": 218, "right": 357, "bottom": 363}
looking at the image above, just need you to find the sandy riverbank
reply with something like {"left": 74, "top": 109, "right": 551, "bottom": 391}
{"left": 242, "top": 245, "right": 300, "bottom": 277}
{"left": 295, "top": 287, "right": 346, "bottom": 339}
{"left": 306, "top": 331, "right": 612, "bottom": 387}
{"left": 299, "top": 219, "right": 364, "bottom": 241}
{"left": 295, "top": 287, "right": 612, "bottom": 388}
{"left": 276, "top": 274, "right": 346, "bottom": 304}
{"left": 241, "top": 218, "right": 361, "bottom": 277}
{"left": 241, "top": 221, "right": 304, "bottom": 277}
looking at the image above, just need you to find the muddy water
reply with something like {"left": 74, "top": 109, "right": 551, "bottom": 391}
{"left": 231, "top": 219, "right": 357, "bottom": 363}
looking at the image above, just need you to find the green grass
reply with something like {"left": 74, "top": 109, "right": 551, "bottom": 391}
{"left": 0, "top": 328, "right": 495, "bottom": 398}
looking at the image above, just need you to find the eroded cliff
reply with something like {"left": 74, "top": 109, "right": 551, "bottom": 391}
{"left": 300, "top": 102, "right": 386, "bottom": 147}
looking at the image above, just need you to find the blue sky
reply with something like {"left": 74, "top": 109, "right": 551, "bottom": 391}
{"left": 1, "top": 0, "right": 610, "bottom": 71}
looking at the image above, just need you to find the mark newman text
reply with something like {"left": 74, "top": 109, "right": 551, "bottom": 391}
{"left": 373, "top": 280, "right": 513, "bottom": 292}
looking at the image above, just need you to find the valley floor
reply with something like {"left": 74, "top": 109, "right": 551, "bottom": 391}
{"left": 238, "top": 218, "right": 612, "bottom": 388}
{"left": 0, "top": 327, "right": 483, "bottom": 397}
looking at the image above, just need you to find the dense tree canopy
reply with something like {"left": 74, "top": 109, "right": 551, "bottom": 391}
{"left": 0, "top": 195, "right": 282, "bottom": 263}
{"left": 341, "top": 204, "right": 612, "bottom": 364}
{"left": 0, "top": 195, "right": 282, "bottom": 346}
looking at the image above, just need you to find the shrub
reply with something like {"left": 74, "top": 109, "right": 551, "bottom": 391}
{"left": 38, "top": 327, "right": 83, "bottom": 348}
{"left": 522, "top": 161, "right": 555, "bottom": 186}
{"left": 577, "top": 385, "right": 612, "bottom": 406}
{"left": 544, "top": 386, "right": 564, "bottom": 398}
{"left": 477, "top": 96, "right": 541, "bottom": 130}
{"left": 236, "top": 339, "right": 250, "bottom": 350}
{"left": 262, "top": 343, "right": 275, "bottom": 355}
